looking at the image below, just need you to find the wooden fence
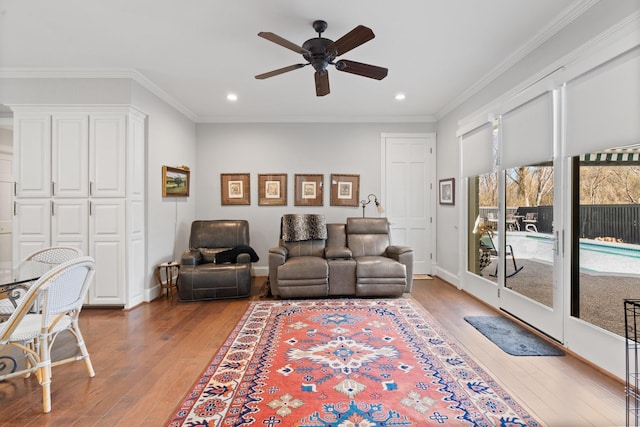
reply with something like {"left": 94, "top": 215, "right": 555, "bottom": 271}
{"left": 480, "top": 205, "right": 640, "bottom": 244}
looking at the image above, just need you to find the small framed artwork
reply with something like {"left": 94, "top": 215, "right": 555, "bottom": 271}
{"left": 162, "top": 166, "right": 190, "bottom": 197}
{"left": 439, "top": 178, "right": 455, "bottom": 205}
{"left": 294, "top": 174, "right": 323, "bottom": 206}
{"left": 330, "top": 174, "right": 359, "bottom": 206}
{"left": 221, "top": 173, "right": 250, "bottom": 205}
{"left": 258, "top": 173, "right": 287, "bottom": 206}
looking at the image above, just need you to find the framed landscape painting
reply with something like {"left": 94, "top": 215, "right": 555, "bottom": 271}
{"left": 221, "top": 173, "right": 250, "bottom": 205}
{"left": 162, "top": 166, "right": 190, "bottom": 197}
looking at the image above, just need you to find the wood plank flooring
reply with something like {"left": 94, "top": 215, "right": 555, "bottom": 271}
{"left": 0, "top": 276, "right": 626, "bottom": 426}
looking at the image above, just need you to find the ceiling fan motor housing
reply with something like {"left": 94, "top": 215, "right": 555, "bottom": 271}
{"left": 302, "top": 37, "right": 336, "bottom": 74}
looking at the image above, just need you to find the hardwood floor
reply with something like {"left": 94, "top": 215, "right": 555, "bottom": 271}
{"left": 0, "top": 276, "right": 626, "bottom": 426}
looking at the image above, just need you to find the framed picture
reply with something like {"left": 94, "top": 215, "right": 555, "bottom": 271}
{"left": 258, "top": 173, "right": 287, "bottom": 206}
{"left": 162, "top": 166, "right": 190, "bottom": 197}
{"left": 221, "top": 173, "right": 250, "bottom": 205}
{"left": 330, "top": 174, "right": 359, "bottom": 206}
{"left": 439, "top": 178, "right": 455, "bottom": 205}
{"left": 294, "top": 174, "right": 323, "bottom": 206}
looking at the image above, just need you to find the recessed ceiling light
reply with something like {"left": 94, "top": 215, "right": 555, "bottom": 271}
{"left": 227, "top": 93, "right": 238, "bottom": 101}
{"left": 395, "top": 93, "right": 406, "bottom": 101}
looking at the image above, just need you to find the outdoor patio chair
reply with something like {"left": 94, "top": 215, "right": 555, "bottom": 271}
{"left": 0, "top": 247, "right": 82, "bottom": 318}
{"left": 478, "top": 230, "right": 523, "bottom": 278}
{"left": 0, "top": 256, "right": 96, "bottom": 413}
{"left": 523, "top": 212, "right": 538, "bottom": 232}
{"left": 506, "top": 214, "right": 520, "bottom": 231}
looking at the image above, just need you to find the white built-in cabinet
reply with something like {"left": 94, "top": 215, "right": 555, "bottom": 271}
{"left": 12, "top": 106, "right": 146, "bottom": 308}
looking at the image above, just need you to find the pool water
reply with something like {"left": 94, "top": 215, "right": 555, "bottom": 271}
{"left": 503, "top": 232, "right": 640, "bottom": 276}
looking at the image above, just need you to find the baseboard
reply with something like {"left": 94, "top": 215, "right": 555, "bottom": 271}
{"left": 432, "top": 265, "right": 460, "bottom": 288}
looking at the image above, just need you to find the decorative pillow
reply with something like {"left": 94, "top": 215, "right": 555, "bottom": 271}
{"left": 199, "top": 248, "right": 229, "bottom": 263}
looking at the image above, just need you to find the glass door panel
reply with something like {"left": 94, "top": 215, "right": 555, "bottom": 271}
{"left": 573, "top": 145, "right": 640, "bottom": 337}
{"left": 503, "top": 162, "right": 554, "bottom": 308}
{"left": 468, "top": 172, "right": 498, "bottom": 280}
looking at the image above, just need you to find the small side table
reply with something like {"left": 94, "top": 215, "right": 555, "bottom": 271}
{"left": 155, "top": 261, "right": 180, "bottom": 298}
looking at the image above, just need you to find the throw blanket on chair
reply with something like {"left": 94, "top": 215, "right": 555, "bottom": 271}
{"left": 215, "top": 245, "right": 260, "bottom": 264}
{"left": 281, "top": 214, "right": 327, "bottom": 242}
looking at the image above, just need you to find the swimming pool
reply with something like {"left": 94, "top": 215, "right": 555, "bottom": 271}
{"left": 503, "top": 232, "right": 640, "bottom": 276}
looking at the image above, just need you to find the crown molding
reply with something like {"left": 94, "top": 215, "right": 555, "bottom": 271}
{"left": 196, "top": 114, "right": 437, "bottom": 124}
{"left": 0, "top": 67, "right": 199, "bottom": 122}
{"left": 457, "top": 10, "right": 640, "bottom": 130}
{"left": 436, "top": 0, "right": 600, "bottom": 120}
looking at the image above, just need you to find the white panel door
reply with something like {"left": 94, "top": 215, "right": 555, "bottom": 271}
{"left": 382, "top": 133, "right": 435, "bottom": 275}
{"left": 88, "top": 198, "right": 125, "bottom": 305}
{"left": 52, "top": 114, "right": 89, "bottom": 198}
{"left": 51, "top": 199, "right": 88, "bottom": 255}
{"left": 0, "top": 153, "right": 13, "bottom": 266}
{"left": 90, "top": 114, "right": 126, "bottom": 198}
{"left": 14, "top": 113, "right": 51, "bottom": 198}
{"left": 12, "top": 199, "right": 50, "bottom": 264}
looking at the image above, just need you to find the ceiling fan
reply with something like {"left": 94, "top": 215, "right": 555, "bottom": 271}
{"left": 255, "top": 20, "right": 388, "bottom": 96}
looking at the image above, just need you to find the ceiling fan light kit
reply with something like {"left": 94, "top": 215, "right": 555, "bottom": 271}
{"left": 256, "top": 20, "right": 388, "bottom": 96}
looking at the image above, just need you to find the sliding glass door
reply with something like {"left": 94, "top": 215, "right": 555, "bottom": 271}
{"left": 496, "top": 89, "right": 564, "bottom": 341}
{"left": 571, "top": 149, "right": 640, "bottom": 338}
{"left": 459, "top": 29, "right": 639, "bottom": 378}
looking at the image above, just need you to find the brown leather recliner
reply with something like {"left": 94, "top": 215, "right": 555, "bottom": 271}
{"left": 346, "top": 217, "right": 413, "bottom": 296}
{"left": 268, "top": 215, "right": 413, "bottom": 298}
{"left": 268, "top": 214, "right": 329, "bottom": 298}
{"left": 179, "top": 220, "right": 254, "bottom": 301}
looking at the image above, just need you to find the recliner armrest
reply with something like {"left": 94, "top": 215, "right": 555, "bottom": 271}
{"left": 386, "top": 245, "right": 412, "bottom": 260}
{"left": 269, "top": 246, "right": 288, "bottom": 258}
{"left": 181, "top": 250, "right": 202, "bottom": 266}
{"left": 236, "top": 253, "right": 251, "bottom": 263}
{"left": 325, "top": 247, "right": 352, "bottom": 259}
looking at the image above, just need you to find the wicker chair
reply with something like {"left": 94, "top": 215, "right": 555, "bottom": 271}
{"left": 0, "top": 247, "right": 82, "bottom": 317}
{"left": 0, "top": 256, "right": 96, "bottom": 413}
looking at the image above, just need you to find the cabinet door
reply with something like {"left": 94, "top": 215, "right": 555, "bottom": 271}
{"left": 51, "top": 199, "right": 88, "bottom": 255}
{"left": 14, "top": 113, "right": 51, "bottom": 198}
{"left": 52, "top": 114, "right": 89, "bottom": 198}
{"left": 12, "top": 199, "right": 51, "bottom": 265}
{"left": 90, "top": 114, "right": 126, "bottom": 198}
{"left": 88, "top": 199, "right": 125, "bottom": 305}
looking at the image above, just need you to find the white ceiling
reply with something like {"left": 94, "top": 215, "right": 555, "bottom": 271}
{"left": 0, "top": 0, "right": 593, "bottom": 123}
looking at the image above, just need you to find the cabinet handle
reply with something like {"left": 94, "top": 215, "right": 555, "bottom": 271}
{"left": 13, "top": 182, "right": 17, "bottom": 196}
{"left": 52, "top": 181, "right": 56, "bottom": 196}
{"left": 51, "top": 201, "right": 55, "bottom": 216}
{"left": 89, "top": 201, "right": 93, "bottom": 216}
{"left": 13, "top": 201, "right": 16, "bottom": 216}
{"left": 89, "top": 181, "right": 93, "bottom": 196}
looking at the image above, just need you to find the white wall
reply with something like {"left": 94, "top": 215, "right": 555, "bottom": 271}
{"left": 195, "top": 122, "right": 434, "bottom": 275}
{"left": 130, "top": 82, "right": 197, "bottom": 294}
{"left": 434, "top": 0, "right": 640, "bottom": 282}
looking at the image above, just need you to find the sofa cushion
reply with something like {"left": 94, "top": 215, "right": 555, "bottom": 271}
{"left": 348, "top": 234, "right": 389, "bottom": 257}
{"left": 189, "top": 220, "right": 249, "bottom": 250}
{"left": 346, "top": 218, "right": 391, "bottom": 257}
{"left": 278, "top": 256, "right": 328, "bottom": 280}
{"left": 355, "top": 256, "right": 406, "bottom": 279}
{"left": 283, "top": 239, "right": 326, "bottom": 258}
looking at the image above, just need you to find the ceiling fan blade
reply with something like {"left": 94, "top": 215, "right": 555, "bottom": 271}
{"left": 315, "top": 71, "right": 330, "bottom": 96}
{"left": 327, "top": 25, "right": 375, "bottom": 56}
{"left": 258, "top": 32, "right": 310, "bottom": 54}
{"left": 255, "top": 64, "right": 307, "bottom": 79}
{"left": 335, "top": 60, "right": 388, "bottom": 80}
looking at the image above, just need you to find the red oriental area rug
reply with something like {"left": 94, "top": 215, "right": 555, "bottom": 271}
{"left": 167, "top": 298, "right": 539, "bottom": 426}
